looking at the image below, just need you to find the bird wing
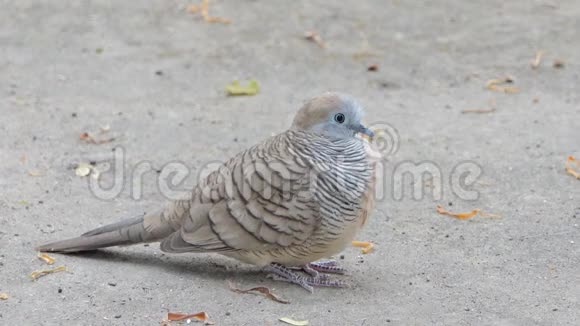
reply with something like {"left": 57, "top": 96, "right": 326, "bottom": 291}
{"left": 160, "top": 135, "right": 320, "bottom": 253}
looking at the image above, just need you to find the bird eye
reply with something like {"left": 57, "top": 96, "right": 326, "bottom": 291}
{"left": 334, "top": 113, "right": 345, "bottom": 124}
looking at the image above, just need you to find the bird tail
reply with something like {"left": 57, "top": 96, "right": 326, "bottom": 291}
{"left": 36, "top": 209, "right": 179, "bottom": 253}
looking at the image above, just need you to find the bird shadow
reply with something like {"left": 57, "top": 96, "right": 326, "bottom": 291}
{"left": 60, "top": 247, "right": 265, "bottom": 285}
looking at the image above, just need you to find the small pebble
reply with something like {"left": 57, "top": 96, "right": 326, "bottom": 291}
{"left": 553, "top": 60, "right": 564, "bottom": 68}
{"left": 108, "top": 282, "right": 117, "bottom": 287}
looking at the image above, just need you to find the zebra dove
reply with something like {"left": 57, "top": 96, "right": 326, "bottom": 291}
{"left": 37, "top": 92, "right": 377, "bottom": 292}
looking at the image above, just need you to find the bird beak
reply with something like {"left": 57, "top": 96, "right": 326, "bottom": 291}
{"left": 356, "top": 124, "right": 375, "bottom": 138}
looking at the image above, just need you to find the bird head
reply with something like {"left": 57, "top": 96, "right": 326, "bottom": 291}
{"left": 291, "top": 92, "right": 374, "bottom": 139}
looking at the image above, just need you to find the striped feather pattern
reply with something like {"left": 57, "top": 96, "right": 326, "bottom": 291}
{"left": 160, "top": 130, "right": 374, "bottom": 266}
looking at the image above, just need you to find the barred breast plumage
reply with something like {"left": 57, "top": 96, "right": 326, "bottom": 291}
{"left": 159, "top": 130, "right": 373, "bottom": 266}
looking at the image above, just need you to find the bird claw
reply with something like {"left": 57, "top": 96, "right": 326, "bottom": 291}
{"left": 265, "top": 262, "right": 349, "bottom": 292}
{"left": 267, "top": 273, "right": 314, "bottom": 293}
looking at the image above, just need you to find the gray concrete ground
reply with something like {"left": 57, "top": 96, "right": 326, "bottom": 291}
{"left": 1, "top": 1, "right": 579, "bottom": 325}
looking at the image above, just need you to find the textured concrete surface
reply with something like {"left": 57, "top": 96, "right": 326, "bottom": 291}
{"left": 1, "top": 1, "right": 579, "bottom": 325}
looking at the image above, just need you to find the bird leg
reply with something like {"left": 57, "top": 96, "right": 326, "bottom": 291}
{"left": 306, "top": 259, "right": 346, "bottom": 274}
{"left": 265, "top": 262, "right": 349, "bottom": 292}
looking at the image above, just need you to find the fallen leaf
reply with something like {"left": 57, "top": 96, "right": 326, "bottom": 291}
{"left": 37, "top": 252, "right": 55, "bottom": 265}
{"left": 367, "top": 64, "right": 379, "bottom": 71}
{"left": 227, "top": 281, "right": 290, "bottom": 304}
{"left": 79, "top": 132, "right": 115, "bottom": 144}
{"left": 187, "top": 4, "right": 200, "bottom": 13}
{"left": 204, "top": 15, "right": 231, "bottom": 24}
{"left": 565, "top": 155, "right": 580, "bottom": 179}
{"left": 436, "top": 205, "right": 480, "bottom": 219}
{"left": 79, "top": 132, "right": 90, "bottom": 140}
{"left": 167, "top": 311, "right": 211, "bottom": 322}
{"left": 279, "top": 317, "right": 309, "bottom": 326}
{"left": 75, "top": 162, "right": 92, "bottom": 177}
{"left": 99, "top": 124, "right": 111, "bottom": 133}
{"left": 0, "top": 293, "right": 8, "bottom": 300}
{"left": 479, "top": 211, "right": 502, "bottom": 218}
{"left": 532, "top": 97, "right": 539, "bottom": 103}
{"left": 529, "top": 50, "right": 544, "bottom": 69}
{"left": 17, "top": 199, "right": 29, "bottom": 205}
{"left": 485, "top": 77, "right": 519, "bottom": 93}
{"left": 30, "top": 265, "right": 67, "bottom": 280}
{"left": 304, "top": 31, "right": 325, "bottom": 48}
{"left": 187, "top": 0, "right": 231, "bottom": 24}
{"left": 351, "top": 240, "right": 374, "bottom": 254}
{"left": 27, "top": 169, "right": 44, "bottom": 176}
{"left": 553, "top": 59, "right": 565, "bottom": 68}
{"left": 225, "top": 80, "right": 260, "bottom": 96}
{"left": 461, "top": 108, "right": 496, "bottom": 114}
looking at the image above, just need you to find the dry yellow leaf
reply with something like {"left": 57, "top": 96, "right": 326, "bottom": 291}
{"left": 27, "top": 169, "right": 44, "bottom": 176}
{"left": 352, "top": 240, "right": 374, "bottom": 254}
{"left": 79, "top": 131, "right": 115, "bottom": 144}
{"left": 225, "top": 80, "right": 260, "bottom": 96}
{"left": 479, "top": 212, "right": 502, "bottom": 218}
{"left": 187, "top": 4, "right": 200, "bottom": 13}
{"left": 37, "top": 252, "right": 55, "bottom": 265}
{"left": 436, "top": 205, "right": 480, "bottom": 219}
{"left": 304, "top": 31, "right": 325, "bottom": 48}
{"left": 0, "top": 292, "right": 8, "bottom": 300}
{"left": 485, "top": 77, "right": 519, "bottom": 93}
{"left": 565, "top": 155, "right": 580, "bottom": 179}
{"left": 187, "top": 0, "right": 231, "bottom": 24}
{"left": 530, "top": 50, "right": 544, "bottom": 69}
{"left": 30, "top": 265, "right": 67, "bottom": 280}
